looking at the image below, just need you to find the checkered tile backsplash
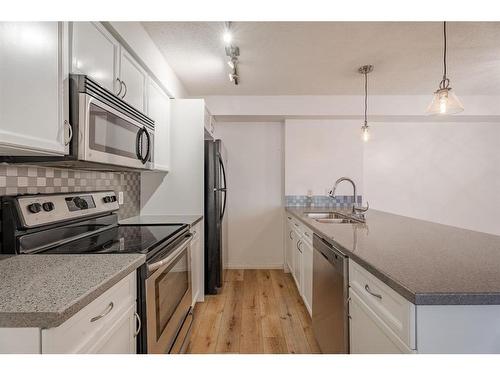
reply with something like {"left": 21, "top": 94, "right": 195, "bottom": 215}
{"left": 0, "top": 165, "right": 140, "bottom": 219}
{"left": 285, "top": 195, "right": 362, "bottom": 208}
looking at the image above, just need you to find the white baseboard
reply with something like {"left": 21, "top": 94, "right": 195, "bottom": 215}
{"left": 225, "top": 263, "right": 284, "bottom": 270}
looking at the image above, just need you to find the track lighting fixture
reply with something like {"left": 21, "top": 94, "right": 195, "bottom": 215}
{"left": 223, "top": 22, "right": 240, "bottom": 85}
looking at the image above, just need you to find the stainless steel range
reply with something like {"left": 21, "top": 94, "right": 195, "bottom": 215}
{"left": 0, "top": 191, "right": 194, "bottom": 354}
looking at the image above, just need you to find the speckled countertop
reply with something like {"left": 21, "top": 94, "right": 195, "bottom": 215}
{"left": 286, "top": 207, "right": 500, "bottom": 305}
{"left": 0, "top": 254, "right": 145, "bottom": 328}
{"left": 119, "top": 214, "right": 203, "bottom": 227}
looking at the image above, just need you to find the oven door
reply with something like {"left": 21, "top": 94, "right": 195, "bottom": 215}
{"left": 145, "top": 234, "right": 193, "bottom": 354}
{"left": 79, "top": 93, "right": 154, "bottom": 170}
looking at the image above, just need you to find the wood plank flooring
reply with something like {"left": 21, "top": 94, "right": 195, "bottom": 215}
{"left": 187, "top": 269, "right": 321, "bottom": 354}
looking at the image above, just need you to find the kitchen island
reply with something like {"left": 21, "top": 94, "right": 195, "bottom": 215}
{"left": 286, "top": 206, "right": 500, "bottom": 353}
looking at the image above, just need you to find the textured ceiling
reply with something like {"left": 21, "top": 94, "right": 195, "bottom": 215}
{"left": 142, "top": 22, "right": 500, "bottom": 96}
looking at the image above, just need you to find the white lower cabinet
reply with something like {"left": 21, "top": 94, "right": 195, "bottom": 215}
{"left": 284, "top": 214, "right": 313, "bottom": 317}
{"left": 285, "top": 217, "right": 295, "bottom": 274}
{"left": 41, "top": 271, "right": 138, "bottom": 354}
{"left": 349, "top": 290, "right": 412, "bottom": 354}
{"left": 190, "top": 220, "right": 204, "bottom": 304}
{"left": 292, "top": 231, "right": 303, "bottom": 291}
{"left": 301, "top": 238, "right": 313, "bottom": 316}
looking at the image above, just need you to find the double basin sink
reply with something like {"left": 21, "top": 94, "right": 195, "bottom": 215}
{"left": 304, "top": 211, "right": 365, "bottom": 224}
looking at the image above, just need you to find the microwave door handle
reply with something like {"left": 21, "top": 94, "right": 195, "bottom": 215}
{"left": 141, "top": 127, "right": 151, "bottom": 164}
{"left": 136, "top": 127, "right": 144, "bottom": 161}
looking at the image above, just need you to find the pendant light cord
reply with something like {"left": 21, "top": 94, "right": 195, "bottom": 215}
{"left": 364, "top": 70, "right": 368, "bottom": 126}
{"left": 443, "top": 21, "right": 447, "bottom": 81}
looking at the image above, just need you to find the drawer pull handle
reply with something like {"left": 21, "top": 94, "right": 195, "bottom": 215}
{"left": 304, "top": 232, "right": 310, "bottom": 237}
{"left": 134, "top": 312, "right": 142, "bottom": 337}
{"left": 365, "top": 284, "right": 382, "bottom": 299}
{"left": 90, "top": 302, "right": 114, "bottom": 322}
{"left": 289, "top": 230, "right": 293, "bottom": 240}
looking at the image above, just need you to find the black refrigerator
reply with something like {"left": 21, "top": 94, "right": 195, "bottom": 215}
{"left": 204, "top": 139, "right": 228, "bottom": 295}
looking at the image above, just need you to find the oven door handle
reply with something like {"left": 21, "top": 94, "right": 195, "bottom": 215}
{"left": 147, "top": 234, "right": 193, "bottom": 273}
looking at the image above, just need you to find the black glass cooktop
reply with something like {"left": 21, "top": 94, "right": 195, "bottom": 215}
{"left": 41, "top": 224, "right": 187, "bottom": 255}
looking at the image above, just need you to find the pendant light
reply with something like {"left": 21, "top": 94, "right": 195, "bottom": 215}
{"left": 427, "top": 22, "right": 464, "bottom": 115}
{"left": 359, "top": 65, "right": 373, "bottom": 142}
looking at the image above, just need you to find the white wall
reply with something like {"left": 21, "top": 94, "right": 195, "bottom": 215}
{"left": 215, "top": 122, "right": 284, "bottom": 269}
{"left": 285, "top": 119, "right": 364, "bottom": 197}
{"left": 364, "top": 121, "right": 500, "bottom": 235}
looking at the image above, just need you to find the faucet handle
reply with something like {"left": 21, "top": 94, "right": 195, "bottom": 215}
{"left": 354, "top": 201, "right": 369, "bottom": 213}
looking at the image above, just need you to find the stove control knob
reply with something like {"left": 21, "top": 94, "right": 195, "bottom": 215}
{"left": 42, "top": 202, "right": 55, "bottom": 212}
{"left": 73, "top": 197, "right": 88, "bottom": 210}
{"left": 28, "top": 203, "right": 42, "bottom": 214}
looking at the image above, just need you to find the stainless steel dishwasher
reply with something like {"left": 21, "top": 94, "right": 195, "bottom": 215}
{"left": 312, "top": 233, "right": 349, "bottom": 354}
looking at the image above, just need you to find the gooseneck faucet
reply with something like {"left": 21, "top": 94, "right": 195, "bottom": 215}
{"left": 329, "top": 177, "right": 369, "bottom": 217}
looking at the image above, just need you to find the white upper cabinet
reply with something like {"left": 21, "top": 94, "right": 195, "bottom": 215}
{"left": 120, "top": 49, "right": 147, "bottom": 112}
{"left": 0, "top": 22, "right": 69, "bottom": 156}
{"left": 70, "top": 22, "right": 120, "bottom": 95}
{"left": 147, "top": 78, "right": 170, "bottom": 171}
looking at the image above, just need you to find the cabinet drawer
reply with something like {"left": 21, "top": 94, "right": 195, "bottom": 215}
{"left": 349, "top": 261, "right": 415, "bottom": 349}
{"left": 42, "top": 271, "right": 136, "bottom": 353}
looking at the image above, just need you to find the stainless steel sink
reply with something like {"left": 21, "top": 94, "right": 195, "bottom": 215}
{"left": 304, "top": 211, "right": 364, "bottom": 224}
{"left": 305, "top": 212, "right": 346, "bottom": 219}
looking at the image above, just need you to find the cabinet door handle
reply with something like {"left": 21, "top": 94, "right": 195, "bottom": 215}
{"left": 289, "top": 230, "right": 293, "bottom": 240}
{"left": 134, "top": 312, "right": 141, "bottom": 337}
{"left": 365, "top": 284, "right": 382, "bottom": 299}
{"left": 297, "top": 240, "right": 303, "bottom": 253}
{"left": 90, "top": 302, "right": 114, "bottom": 322}
{"left": 304, "top": 232, "right": 310, "bottom": 238}
{"left": 64, "top": 120, "right": 73, "bottom": 146}
{"left": 121, "top": 80, "right": 128, "bottom": 98}
{"left": 115, "top": 78, "right": 123, "bottom": 96}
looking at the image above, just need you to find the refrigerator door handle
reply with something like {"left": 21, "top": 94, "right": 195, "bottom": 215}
{"left": 218, "top": 153, "right": 228, "bottom": 221}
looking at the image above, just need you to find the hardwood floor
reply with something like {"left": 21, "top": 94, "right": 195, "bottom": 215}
{"left": 187, "top": 269, "right": 321, "bottom": 354}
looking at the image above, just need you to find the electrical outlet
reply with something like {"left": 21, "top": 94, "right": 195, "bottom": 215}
{"left": 118, "top": 191, "right": 124, "bottom": 205}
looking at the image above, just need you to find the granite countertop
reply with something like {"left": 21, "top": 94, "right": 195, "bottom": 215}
{"left": 0, "top": 254, "right": 145, "bottom": 328}
{"left": 286, "top": 207, "right": 500, "bottom": 305}
{"left": 119, "top": 214, "right": 203, "bottom": 227}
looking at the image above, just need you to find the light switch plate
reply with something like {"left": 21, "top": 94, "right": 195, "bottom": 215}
{"left": 118, "top": 191, "right": 124, "bottom": 205}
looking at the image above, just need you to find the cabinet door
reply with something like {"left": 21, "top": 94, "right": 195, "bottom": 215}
{"left": 285, "top": 220, "right": 295, "bottom": 273}
{"left": 87, "top": 304, "right": 137, "bottom": 354}
{"left": 293, "top": 234, "right": 303, "bottom": 292}
{"left": 71, "top": 22, "right": 120, "bottom": 94}
{"left": 190, "top": 220, "right": 204, "bottom": 304}
{"left": 0, "top": 22, "right": 68, "bottom": 156}
{"left": 147, "top": 78, "right": 170, "bottom": 171}
{"left": 349, "top": 290, "right": 411, "bottom": 354}
{"left": 120, "top": 49, "right": 147, "bottom": 112}
{"left": 302, "top": 239, "right": 313, "bottom": 316}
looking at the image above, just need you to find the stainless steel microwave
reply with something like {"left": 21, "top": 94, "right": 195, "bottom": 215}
{"left": 69, "top": 74, "right": 155, "bottom": 170}
{"left": 0, "top": 74, "right": 155, "bottom": 171}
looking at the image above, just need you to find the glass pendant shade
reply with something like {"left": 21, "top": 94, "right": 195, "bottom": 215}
{"left": 361, "top": 124, "right": 370, "bottom": 142}
{"left": 426, "top": 87, "right": 464, "bottom": 115}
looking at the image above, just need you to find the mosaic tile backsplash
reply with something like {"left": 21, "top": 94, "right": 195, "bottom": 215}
{"left": 0, "top": 165, "right": 140, "bottom": 219}
{"left": 285, "top": 195, "right": 363, "bottom": 208}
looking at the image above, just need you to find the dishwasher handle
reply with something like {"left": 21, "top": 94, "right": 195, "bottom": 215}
{"left": 313, "top": 234, "right": 346, "bottom": 270}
